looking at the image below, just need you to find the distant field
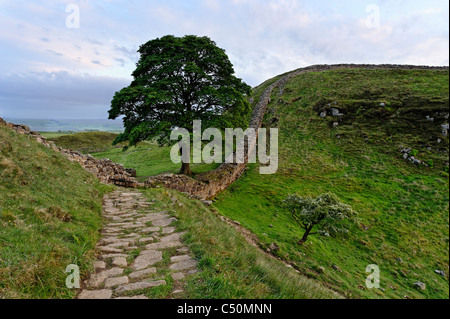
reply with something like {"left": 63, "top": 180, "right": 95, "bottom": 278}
{"left": 39, "top": 132, "right": 72, "bottom": 139}
{"left": 4, "top": 118, "right": 124, "bottom": 133}
{"left": 48, "top": 131, "right": 125, "bottom": 154}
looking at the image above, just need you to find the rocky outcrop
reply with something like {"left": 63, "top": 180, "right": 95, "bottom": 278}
{"left": 0, "top": 118, "right": 141, "bottom": 188}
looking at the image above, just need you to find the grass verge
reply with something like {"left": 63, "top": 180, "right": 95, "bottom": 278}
{"left": 142, "top": 188, "right": 339, "bottom": 299}
{"left": 0, "top": 125, "right": 112, "bottom": 298}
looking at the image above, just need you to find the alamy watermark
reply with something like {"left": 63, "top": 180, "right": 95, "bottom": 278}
{"left": 65, "top": 264, "right": 80, "bottom": 289}
{"left": 170, "top": 120, "right": 279, "bottom": 175}
{"left": 65, "top": 4, "right": 80, "bottom": 29}
{"left": 366, "top": 264, "right": 380, "bottom": 289}
{"left": 365, "top": 4, "right": 380, "bottom": 29}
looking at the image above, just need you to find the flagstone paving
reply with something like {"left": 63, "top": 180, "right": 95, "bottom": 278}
{"left": 77, "top": 190, "right": 198, "bottom": 299}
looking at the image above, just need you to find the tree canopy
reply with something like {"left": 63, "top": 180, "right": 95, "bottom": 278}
{"left": 108, "top": 35, "right": 252, "bottom": 174}
{"left": 283, "top": 193, "right": 357, "bottom": 245}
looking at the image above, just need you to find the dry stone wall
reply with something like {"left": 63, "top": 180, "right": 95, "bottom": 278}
{"left": 0, "top": 118, "right": 141, "bottom": 188}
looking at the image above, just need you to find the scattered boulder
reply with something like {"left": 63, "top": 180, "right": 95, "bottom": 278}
{"left": 330, "top": 108, "right": 344, "bottom": 117}
{"left": 400, "top": 148, "right": 425, "bottom": 166}
{"left": 442, "top": 124, "right": 449, "bottom": 137}
{"left": 269, "top": 243, "right": 280, "bottom": 252}
{"left": 413, "top": 281, "right": 426, "bottom": 290}
{"left": 435, "top": 270, "right": 446, "bottom": 277}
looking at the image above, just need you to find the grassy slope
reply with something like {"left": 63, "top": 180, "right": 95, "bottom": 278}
{"left": 214, "top": 68, "right": 449, "bottom": 299}
{"left": 0, "top": 125, "right": 111, "bottom": 298}
{"left": 141, "top": 188, "right": 337, "bottom": 299}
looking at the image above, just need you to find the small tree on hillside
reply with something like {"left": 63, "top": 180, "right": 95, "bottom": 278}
{"left": 283, "top": 193, "right": 357, "bottom": 245}
{"left": 108, "top": 35, "right": 252, "bottom": 175}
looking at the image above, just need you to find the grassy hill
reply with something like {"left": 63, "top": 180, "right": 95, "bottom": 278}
{"left": 214, "top": 68, "right": 449, "bottom": 299}
{"left": 0, "top": 125, "right": 111, "bottom": 298}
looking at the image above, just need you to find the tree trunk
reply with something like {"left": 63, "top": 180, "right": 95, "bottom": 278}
{"left": 179, "top": 162, "right": 193, "bottom": 175}
{"left": 179, "top": 145, "right": 193, "bottom": 175}
{"left": 297, "top": 228, "right": 312, "bottom": 245}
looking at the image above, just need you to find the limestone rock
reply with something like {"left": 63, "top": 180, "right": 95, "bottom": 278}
{"left": 132, "top": 250, "right": 163, "bottom": 270}
{"left": 78, "top": 289, "right": 112, "bottom": 300}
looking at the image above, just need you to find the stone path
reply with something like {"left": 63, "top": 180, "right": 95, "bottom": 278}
{"left": 77, "top": 190, "right": 198, "bottom": 299}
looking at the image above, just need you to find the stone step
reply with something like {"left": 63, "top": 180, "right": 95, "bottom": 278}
{"left": 115, "top": 280, "right": 166, "bottom": 294}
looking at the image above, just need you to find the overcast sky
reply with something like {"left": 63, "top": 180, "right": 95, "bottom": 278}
{"left": 0, "top": 0, "right": 448, "bottom": 119}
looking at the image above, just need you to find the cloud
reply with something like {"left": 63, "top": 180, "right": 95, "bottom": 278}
{"left": 0, "top": 71, "right": 130, "bottom": 119}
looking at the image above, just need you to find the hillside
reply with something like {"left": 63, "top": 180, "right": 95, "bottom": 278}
{"left": 214, "top": 67, "right": 449, "bottom": 299}
{"left": 0, "top": 124, "right": 111, "bottom": 298}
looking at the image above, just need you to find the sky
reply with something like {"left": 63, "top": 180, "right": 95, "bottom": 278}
{"left": 0, "top": 0, "right": 448, "bottom": 120}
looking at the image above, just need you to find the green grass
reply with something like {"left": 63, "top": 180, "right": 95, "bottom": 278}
{"left": 91, "top": 142, "right": 220, "bottom": 182}
{"left": 39, "top": 132, "right": 72, "bottom": 139}
{"left": 213, "top": 68, "right": 449, "bottom": 299}
{"left": 141, "top": 188, "right": 338, "bottom": 299}
{"left": 47, "top": 131, "right": 220, "bottom": 181}
{"left": 0, "top": 125, "right": 112, "bottom": 299}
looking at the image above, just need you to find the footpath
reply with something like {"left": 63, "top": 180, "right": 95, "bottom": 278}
{"left": 77, "top": 190, "right": 198, "bottom": 299}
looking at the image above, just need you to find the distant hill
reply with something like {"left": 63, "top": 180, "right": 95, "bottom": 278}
{"left": 2, "top": 119, "right": 124, "bottom": 132}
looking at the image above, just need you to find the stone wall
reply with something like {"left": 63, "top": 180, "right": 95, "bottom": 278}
{"left": 0, "top": 118, "right": 141, "bottom": 188}
{"left": 144, "top": 64, "right": 449, "bottom": 200}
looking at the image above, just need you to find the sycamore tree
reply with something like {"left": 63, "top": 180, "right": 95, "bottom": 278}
{"left": 108, "top": 35, "right": 252, "bottom": 175}
{"left": 283, "top": 193, "right": 357, "bottom": 245}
